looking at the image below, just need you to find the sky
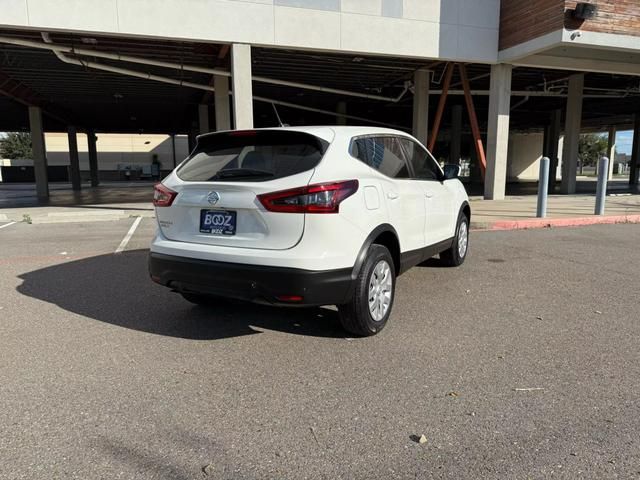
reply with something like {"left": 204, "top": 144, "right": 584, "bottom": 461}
{"left": 617, "top": 130, "right": 633, "bottom": 155}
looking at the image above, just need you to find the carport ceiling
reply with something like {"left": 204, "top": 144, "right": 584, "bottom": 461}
{"left": 0, "top": 29, "right": 639, "bottom": 134}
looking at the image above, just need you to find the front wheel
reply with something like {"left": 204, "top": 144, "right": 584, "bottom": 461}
{"left": 338, "top": 244, "right": 396, "bottom": 336}
{"left": 440, "top": 212, "right": 469, "bottom": 267}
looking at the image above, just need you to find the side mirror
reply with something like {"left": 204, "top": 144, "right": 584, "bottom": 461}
{"left": 443, "top": 164, "right": 461, "bottom": 180}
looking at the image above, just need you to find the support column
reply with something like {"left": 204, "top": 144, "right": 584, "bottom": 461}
{"left": 336, "top": 101, "right": 347, "bottom": 126}
{"left": 67, "top": 126, "right": 81, "bottom": 191}
{"left": 449, "top": 104, "right": 462, "bottom": 164}
{"left": 630, "top": 114, "right": 640, "bottom": 186}
{"left": 214, "top": 75, "right": 231, "bottom": 131}
{"left": 87, "top": 130, "right": 99, "bottom": 187}
{"left": 560, "top": 74, "right": 584, "bottom": 194}
{"left": 543, "top": 109, "right": 562, "bottom": 192}
{"left": 188, "top": 131, "right": 197, "bottom": 153}
{"left": 198, "top": 104, "right": 210, "bottom": 134}
{"left": 28, "top": 106, "right": 48, "bottom": 200}
{"left": 485, "top": 64, "right": 512, "bottom": 200}
{"left": 412, "top": 69, "right": 431, "bottom": 146}
{"left": 171, "top": 134, "right": 177, "bottom": 169}
{"left": 231, "top": 43, "right": 253, "bottom": 129}
{"left": 607, "top": 126, "right": 616, "bottom": 180}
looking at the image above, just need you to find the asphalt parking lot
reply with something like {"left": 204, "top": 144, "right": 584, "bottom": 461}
{"left": 1, "top": 219, "right": 639, "bottom": 479}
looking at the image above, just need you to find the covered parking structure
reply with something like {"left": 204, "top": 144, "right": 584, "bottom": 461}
{"left": 0, "top": 28, "right": 639, "bottom": 202}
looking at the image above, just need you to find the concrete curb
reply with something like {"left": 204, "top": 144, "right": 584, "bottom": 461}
{"left": 471, "top": 214, "right": 640, "bottom": 231}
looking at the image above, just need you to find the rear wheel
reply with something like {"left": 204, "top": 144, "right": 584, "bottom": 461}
{"left": 440, "top": 212, "right": 469, "bottom": 267}
{"left": 338, "top": 244, "right": 395, "bottom": 336}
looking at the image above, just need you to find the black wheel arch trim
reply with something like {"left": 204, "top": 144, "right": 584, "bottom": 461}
{"left": 351, "top": 223, "right": 400, "bottom": 282}
{"left": 459, "top": 200, "right": 471, "bottom": 221}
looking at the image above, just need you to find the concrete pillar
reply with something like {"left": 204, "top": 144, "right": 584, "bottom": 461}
{"left": 198, "top": 104, "right": 210, "bottom": 134}
{"left": 67, "top": 126, "right": 81, "bottom": 191}
{"left": 336, "top": 101, "right": 347, "bottom": 126}
{"left": 560, "top": 74, "right": 584, "bottom": 194}
{"left": 87, "top": 130, "right": 99, "bottom": 187}
{"left": 412, "top": 69, "right": 431, "bottom": 146}
{"left": 607, "top": 126, "right": 616, "bottom": 180}
{"left": 231, "top": 43, "right": 253, "bottom": 129}
{"left": 171, "top": 134, "right": 177, "bottom": 168}
{"left": 214, "top": 75, "right": 231, "bottom": 131}
{"left": 28, "top": 106, "right": 48, "bottom": 199}
{"left": 485, "top": 64, "right": 512, "bottom": 200}
{"left": 543, "top": 109, "right": 562, "bottom": 192}
{"left": 188, "top": 131, "right": 197, "bottom": 153}
{"left": 449, "top": 104, "right": 462, "bottom": 164}
{"left": 630, "top": 114, "right": 640, "bottom": 186}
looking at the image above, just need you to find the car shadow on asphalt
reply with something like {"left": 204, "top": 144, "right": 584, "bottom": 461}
{"left": 16, "top": 249, "right": 346, "bottom": 340}
{"left": 416, "top": 257, "right": 449, "bottom": 268}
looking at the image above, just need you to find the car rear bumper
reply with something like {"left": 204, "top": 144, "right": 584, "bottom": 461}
{"left": 149, "top": 252, "right": 354, "bottom": 306}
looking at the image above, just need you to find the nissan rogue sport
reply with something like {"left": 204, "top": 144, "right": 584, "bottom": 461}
{"left": 149, "top": 127, "right": 470, "bottom": 336}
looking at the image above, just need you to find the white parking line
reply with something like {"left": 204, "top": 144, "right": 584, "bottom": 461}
{"left": 115, "top": 217, "right": 142, "bottom": 254}
{"left": 0, "top": 221, "right": 17, "bottom": 230}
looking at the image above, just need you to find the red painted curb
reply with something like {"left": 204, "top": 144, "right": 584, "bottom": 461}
{"left": 472, "top": 214, "right": 640, "bottom": 232}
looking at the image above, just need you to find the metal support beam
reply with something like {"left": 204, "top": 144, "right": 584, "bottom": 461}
{"left": 485, "top": 64, "right": 512, "bottom": 200}
{"left": 560, "top": 74, "right": 584, "bottom": 194}
{"left": 67, "top": 126, "right": 81, "bottom": 191}
{"left": 630, "top": 114, "right": 640, "bottom": 187}
{"left": 412, "top": 69, "right": 431, "bottom": 147}
{"left": 459, "top": 64, "right": 487, "bottom": 180}
{"left": 231, "top": 44, "right": 253, "bottom": 129}
{"left": 87, "top": 130, "right": 99, "bottom": 187}
{"left": 450, "top": 104, "right": 462, "bottom": 164}
{"left": 28, "top": 106, "right": 48, "bottom": 200}
{"left": 428, "top": 64, "right": 453, "bottom": 152}
{"left": 214, "top": 75, "right": 231, "bottom": 131}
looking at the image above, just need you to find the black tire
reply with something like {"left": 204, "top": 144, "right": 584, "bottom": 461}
{"left": 440, "top": 211, "right": 469, "bottom": 267}
{"left": 338, "top": 244, "right": 396, "bottom": 337}
{"left": 180, "top": 292, "right": 221, "bottom": 306}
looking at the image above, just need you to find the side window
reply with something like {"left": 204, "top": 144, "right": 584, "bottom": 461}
{"left": 398, "top": 138, "right": 442, "bottom": 181}
{"left": 350, "top": 136, "right": 410, "bottom": 179}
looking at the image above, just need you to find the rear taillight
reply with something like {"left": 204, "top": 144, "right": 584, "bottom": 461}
{"left": 153, "top": 183, "right": 177, "bottom": 207}
{"left": 258, "top": 180, "right": 358, "bottom": 214}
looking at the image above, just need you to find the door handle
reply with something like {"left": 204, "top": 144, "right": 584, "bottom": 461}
{"left": 387, "top": 192, "right": 399, "bottom": 200}
{"left": 425, "top": 192, "right": 434, "bottom": 199}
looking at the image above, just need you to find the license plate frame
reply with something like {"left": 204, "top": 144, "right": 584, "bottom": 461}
{"left": 199, "top": 209, "right": 237, "bottom": 235}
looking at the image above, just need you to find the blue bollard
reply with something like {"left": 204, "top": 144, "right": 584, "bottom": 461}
{"left": 595, "top": 156, "right": 609, "bottom": 215}
{"left": 537, "top": 157, "right": 550, "bottom": 218}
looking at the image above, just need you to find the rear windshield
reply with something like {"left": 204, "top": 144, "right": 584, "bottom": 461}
{"left": 177, "top": 130, "right": 329, "bottom": 182}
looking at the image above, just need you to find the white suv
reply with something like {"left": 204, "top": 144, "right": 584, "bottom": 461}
{"left": 149, "top": 127, "right": 470, "bottom": 336}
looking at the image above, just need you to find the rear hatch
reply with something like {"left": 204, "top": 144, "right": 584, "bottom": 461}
{"left": 157, "top": 129, "right": 331, "bottom": 250}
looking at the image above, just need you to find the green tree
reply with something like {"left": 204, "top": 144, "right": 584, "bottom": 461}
{"left": 0, "top": 132, "right": 33, "bottom": 160}
{"left": 578, "top": 133, "right": 608, "bottom": 169}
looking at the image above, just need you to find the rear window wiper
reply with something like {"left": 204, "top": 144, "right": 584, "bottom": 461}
{"left": 209, "top": 168, "right": 275, "bottom": 180}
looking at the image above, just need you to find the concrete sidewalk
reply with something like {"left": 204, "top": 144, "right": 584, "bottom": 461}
{"left": 469, "top": 194, "right": 640, "bottom": 230}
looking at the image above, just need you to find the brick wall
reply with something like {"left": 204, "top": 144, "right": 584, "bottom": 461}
{"left": 499, "top": 0, "right": 565, "bottom": 50}
{"left": 565, "top": 1, "right": 640, "bottom": 36}
{"left": 500, "top": 0, "right": 640, "bottom": 51}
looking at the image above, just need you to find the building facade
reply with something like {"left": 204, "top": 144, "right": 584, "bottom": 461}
{"left": 0, "top": 0, "right": 639, "bottom": 199}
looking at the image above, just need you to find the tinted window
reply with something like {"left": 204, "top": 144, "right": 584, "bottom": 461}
{"left": 177, "top": 130, "right": 328, "bottom": 182}
{"left": 350, "top": 136, "right": 409, "bottom": 179}
{"left": 398, "top": 138, "right": 442, "bottom": 181}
